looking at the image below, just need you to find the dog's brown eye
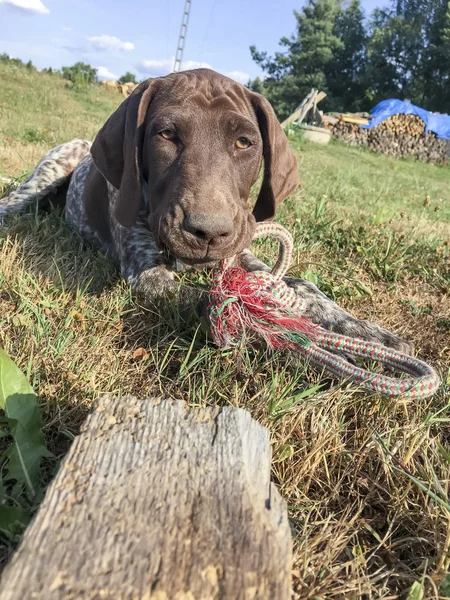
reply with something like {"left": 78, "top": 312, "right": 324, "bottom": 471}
{"left": 235, "top": 137, "right": 251, "bottom": 149}
{"left": 159, "top": 129, "right": 176, "bottom": 140}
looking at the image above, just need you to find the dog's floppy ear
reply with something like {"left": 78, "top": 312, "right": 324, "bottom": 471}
{"left": 91, "top": 79, "right": 160, "bottom": 227}
{"left": 249, "top": 92, "right": 299, "bottom": 222}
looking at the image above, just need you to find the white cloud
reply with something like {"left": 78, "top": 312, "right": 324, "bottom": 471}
{"left": 61, "top": 26, "right": 72, "bottom": 32}
{"left": 138, "top": 58, "right": 212, "bottom": 76}
{"left": 182, "top": 59, "right": 213, "bottom": 71}
{"left": 0, "top": 0, "right": 49, "bottom": 14}
{"left": 225, "top": 70, "right": 251, "bottom": 84}
{"left": 138, "top": 58, "right": 172, "bottom": 75}
{"left": 96, "top": 66, "right": 118, "bottom": 81}
{"left": 88, "top": 35, "right": 135, "bottom": 53}
{"left": 138, "top": 59, "right": 250, "bottom": 85}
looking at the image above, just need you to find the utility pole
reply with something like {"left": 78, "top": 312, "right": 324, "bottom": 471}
{"left": 173, "top": 0, "right": 192, "bottom": 73}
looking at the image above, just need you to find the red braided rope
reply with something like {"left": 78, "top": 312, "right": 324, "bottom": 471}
{"left": 208, "top": 222, "right": 441, "bottom": 400}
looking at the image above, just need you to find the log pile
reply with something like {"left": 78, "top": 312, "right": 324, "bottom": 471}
{"left": 378, "top": 113, "right": 425, "bottom": 136}
{"left": 330, "top": 114, "right": 449, "bottom": 164}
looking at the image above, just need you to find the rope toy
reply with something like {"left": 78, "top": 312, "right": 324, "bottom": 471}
{"left": 208, "top": 222, "right": 441, "bottom": 400}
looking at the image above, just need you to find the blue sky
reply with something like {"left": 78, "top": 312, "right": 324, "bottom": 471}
{"left": 0, "top": 0, "right": 382, "bottom": 83}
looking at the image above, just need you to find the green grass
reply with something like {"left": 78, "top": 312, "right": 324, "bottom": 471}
{"left": 287, "top": 135, "right": 450, "bottom": 240}
{"left": 0, "top": 61, "right": 120, "bottom": 178}
{"left": 1, "top": 62, "right": 450, "bottom": 598}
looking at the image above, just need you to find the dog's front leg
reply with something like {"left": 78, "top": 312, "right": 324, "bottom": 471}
{"left": 118, "top": 221, "right": 206, "bottom": 311}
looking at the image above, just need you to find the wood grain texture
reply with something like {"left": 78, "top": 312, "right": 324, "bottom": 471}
{"left": 0, "top": 397, "right": 292, "bottom": 600}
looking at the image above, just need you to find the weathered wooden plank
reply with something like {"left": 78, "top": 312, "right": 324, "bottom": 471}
{"left": 0, "top": 397, "right": 292, "bottom": 600}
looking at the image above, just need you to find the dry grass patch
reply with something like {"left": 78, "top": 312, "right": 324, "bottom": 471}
{"left": 0, "top": 141, "right": 54, "bottom": 178}
{"left": 0, "top": 205, "right": 449, "bottom": 598}
{"left": 344, "top": 283, "right": 450, "bottom": 365}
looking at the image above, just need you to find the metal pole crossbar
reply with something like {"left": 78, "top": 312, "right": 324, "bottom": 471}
{"left": 173, "top": 0, "right": 192, "bottom": 73}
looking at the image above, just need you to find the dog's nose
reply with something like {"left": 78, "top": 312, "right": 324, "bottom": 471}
{"left": 183, "top": 213, "right": 233, "bottom": 245}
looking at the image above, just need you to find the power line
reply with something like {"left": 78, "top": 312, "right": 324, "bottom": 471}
{"left": 173, "top": 0, "right": 192, "bottom": 73}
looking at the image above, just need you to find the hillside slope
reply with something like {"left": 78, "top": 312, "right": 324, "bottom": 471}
{"left": 0, "top": 62, "right": 120, "bottom": 177}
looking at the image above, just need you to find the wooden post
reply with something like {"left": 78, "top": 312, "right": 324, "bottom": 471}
{"left": 281, "top": 90, "right": 327, "bottom": 128}
{"left": 0, "top": 397, "right": 292, "bottom": 599}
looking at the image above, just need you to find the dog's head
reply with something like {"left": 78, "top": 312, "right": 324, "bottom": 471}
{"left": 90, "top": 69, "right": 298, "bottom": 266}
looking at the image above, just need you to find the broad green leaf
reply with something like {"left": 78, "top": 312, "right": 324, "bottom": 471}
{"left": 0, "top": 348, "right": 35, "bottom": 406}
{"left": 0, "top": 506, "right": 31, "bottom": 539}
{"left": 440, "top": 574, "right": 450, "bottom": 598}
{"left": 406, "top": 581, "right": 424, "bottom": 600}
{"left": 4, "top": 400, "right": 53, "bottom": 496}
{"left": 0, "top": 349, "right": 51, "bottom": 498}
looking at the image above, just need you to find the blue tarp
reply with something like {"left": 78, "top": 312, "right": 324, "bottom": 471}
{"left": 361, "top": 99, "right": 450, "bottom": 140}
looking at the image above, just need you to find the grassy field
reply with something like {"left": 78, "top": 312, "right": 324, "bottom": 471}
{"left": 0, "top": 61, "right": 121, "bottom": 177}
{"left": 1, "top": 61, "right": 450, "bottom": 598}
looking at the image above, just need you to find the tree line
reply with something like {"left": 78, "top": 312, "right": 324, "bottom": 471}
{"left": 0, "top": 54, "right": 137, "bottom": 87}
{"left": 248, "top": 0, "right": 450, "bottom": 120}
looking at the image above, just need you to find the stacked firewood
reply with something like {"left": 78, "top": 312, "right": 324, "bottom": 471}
{"left": 378, "top": 114, "right": 425, "bottom": 136}
{"left": 331, "top": 121, "right": 368, "bottom": 146}
{"left": 330, "top": 114, "right": 449, "bottom": 164}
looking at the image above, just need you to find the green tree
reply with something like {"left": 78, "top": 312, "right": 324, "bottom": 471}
{"left": 419, "top": 0, "right": 450, "bottom": 109}
{"left": 250, "top": 0, "right": 343, "bottom": 120}
{"left": 249, "top": 0, "right": 450, "bottom": 116}
{"left": 246, "top": 76, "right": 263, "bottom": 93}
{"left": 62, "top": 62, "right": 98, "bottom": 87}
{"left": 0, "top": 53, "right": 26, "bottom": 68}
{"left": 118, "top": 71, "right": 137, "bottom": 84}
{"left": 364, "top": 0, "right": 450, "bottom": 110}
{"left": 364, "top": 8, "right": 403, "bottom": 102}
{"left": 326, "top": 0, "right": 368, "bottom": 111}
{"left": 365, "top": 2, "right": 427, "bottom": 104}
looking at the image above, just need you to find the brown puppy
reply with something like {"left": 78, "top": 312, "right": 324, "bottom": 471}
{"left": 0, "top": 69, "right": 412, "bottom": 352}
{"left": 87, "top": 69, "right": 298, "bottom": 267}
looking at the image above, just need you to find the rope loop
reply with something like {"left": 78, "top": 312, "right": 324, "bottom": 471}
{"left": 208, "top": 222, "right": 441, "bottom": 400}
